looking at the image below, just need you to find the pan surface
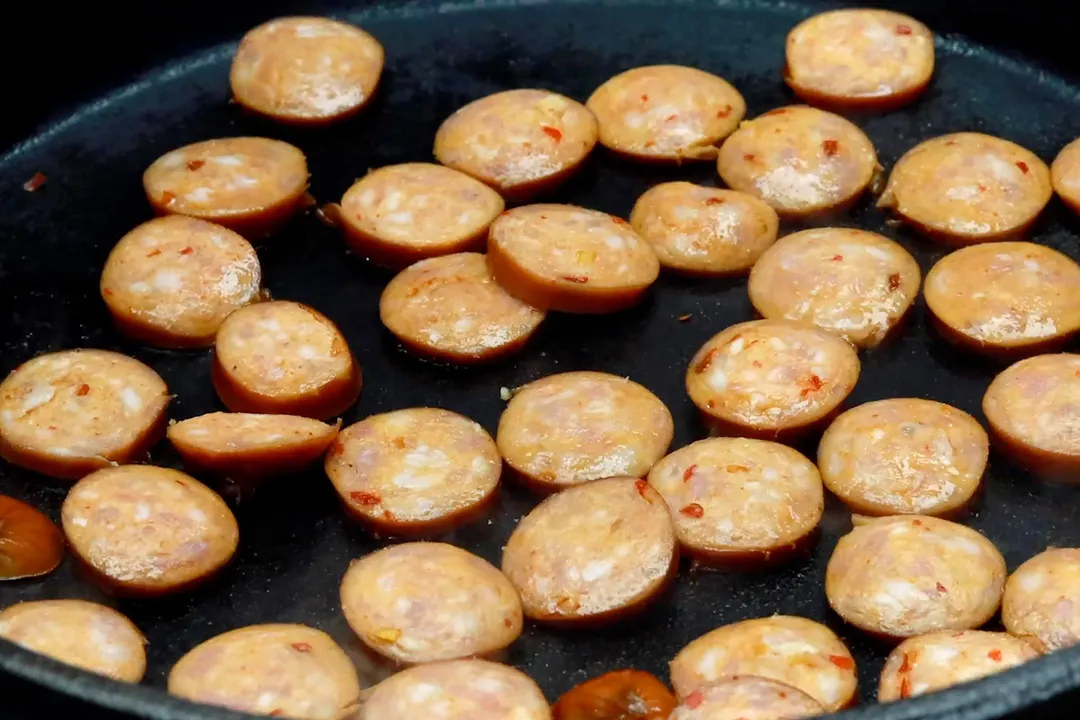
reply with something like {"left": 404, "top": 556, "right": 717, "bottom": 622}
{"left": 3, "top": 0, "right": 1080, "bottom": 718}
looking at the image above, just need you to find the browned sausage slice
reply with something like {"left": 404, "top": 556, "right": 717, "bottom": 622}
{"left": 552, "top": 669, "right": 676, "bottom": 720}
{"left": 100, "top": 216, "right": 262, "bottom": 348}
{"left": 340, "top": 542, "right": 522, "bottom": 663}
{"left": 1051, "top": 137, "right": 1080, "bottom": 215}
{"left": 61, "top": 465, "right": 239, "bottom": 596}
{"left": 230, "top": 16, "right": 384, "bottom": 125}
{"left": 0, "top": 600, "right": 146, "bottom": 683}
{"left": 669, "top": 677, "right": 824, "bottom": 720}
{"left": 168, "top": 624, "right": 360, "bottom": 720}
{"left": 748, "top": 228, "right": 920, "bottom": 348}
{"left": 213, "top": 301, "right": 361, "bottom": 420}
{"left": 1002, "top": 547, "right": 1080, "bottom": 652}
{"left": 0, "top": 349, "right": 169, "bottom": 480}
{"left": 0, "top": 495, "right": 64, "bottom": 580}
{"left": 586, "top": 65, "right": 746, "bottom": 161}
{"left": 501, "top": 477, "right": 677, "bottom": 625}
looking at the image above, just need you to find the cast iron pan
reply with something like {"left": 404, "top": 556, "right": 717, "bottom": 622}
{"left": 3, "top": 0, "right": 1080, "bottom": 718}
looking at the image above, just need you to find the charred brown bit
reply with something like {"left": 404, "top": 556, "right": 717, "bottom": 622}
{"left": 612, "top": 217, "right": 630, "bottom": 226}
{"left": 694, "top": 347, "right": 723, "bottom": 374}
{"left": 349, "top": 491, "right": 381, "bottom": 506}
{"left": 290, "top": 642, "right": 312, "bottom": 653}
{"left": 179, "top": 247, "right": 194, "bottom": 255}
{"left": 682, "top": 464, "right": 697, "bottom": 482}
{"left": 562, "top": 275, "right": 589, "bottom": 284}
{"left": 22, "top": 172, "right": 47, "bottom": 192}
{"left": 822, "top": 139, "right": 840, "bottom": 156}
{"left": 936, "top": 582, "right": 948, "bottom": 593}
{"left": 1016, "top": 161, "right": 1030, "bottom": 174}
{"left": 888, "top": 273, "right": 902, "bottom": 290}
{"left": 704, "top": 197, "right": 725, "bottom": 206}
{"left": 146, "top": 249, "right": 162, "bottom": 258}
{"left": 743, "top": 153, "right": 758, "bottom": 162}
{"left": 726, "top": 465, "right": 749, "bottom": 473}
{"left": 831, "top": 254, "right": 844, "bottom": 262}
{"left": 717, "top": 104, "right": 734, "bottom": 118}
{"left": 186, "top": 159, "right": 206, "bottom": 171}
{"left": 76, "top": 384, "right": 90, "bottom": 396}
{"left": 161, "top": 191, "right": 177, "bottom": 206}
{"left": 643, "top": 140, "right": 657, "bottom": 149}
{"left": 800, "top": 374, "right": 824, "bottom": 397}
{"left": 896, "top": 24, "right": 913, "bottom": 35}
{"left": 641, "top": 94, "right": 649, "bottom": 103}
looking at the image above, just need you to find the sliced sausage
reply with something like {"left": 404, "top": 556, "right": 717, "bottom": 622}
{"left": 629, "top": 182, "right": 780, "bottom": 275}
{"left": 647, "top": 438, "right": 823, "bottom": 565}
{"left": 496, "top": 371, "right": 674, "bottom": 492}
{"left": 379, "top": 253, "right": 546, "bottom": 363}
{"left": 143, "top": 137, "right": 309, "bottom": 238}
{"left": 0, "top": 495, "right": 64, "bottom": 580}
{"left": 212, "top": 300, "right": 361, "bottom": 420}
{"left": 1051, "top": 137, "right": 1080, "bottom": 215}
{"left": 338, "top": 163, "right": 504, "bottom": 268}
{"left": 818, "top": 398, "right": 989, "bottom": 517}
{"left": 877, "top": 133, "right": 1052, "bottom": 245}
{"left": 488, "top": 204, "right": 660, "bottom": 313}
{"left": 982, "top": 354, "right": 1080, "bottom": 479}
{"left": 669, "top": 677, "right": 824, "bottom": 720}
{"left": 785, "top": 9, "right": 935, "bottom": 111}
{"left": 585, "top": 65, "right": 746, "bottom": 162}
{"left": 230, "top": 16, "right": 384, "bottom": 125}
{"left": 552, "top": 670, "right": 676, "bottom": 720}
{"left": 924, "top": 242, "right": 1080, "bottom": 356}
{"left": 878, "top": 630, "right": 1038, "bottom": 702}
{"left": 669, "top": 615, "right": 857, "bottom": 712}
{"left": 434, "top": 89, "right": 598, "bottom": 198}
{"left": 716, "top": 105, "right": 879, "bottom": 218}
{"left": 1002, "top": 547, "right": 1080, "bottom": 653}
{"left": 168, "top": 624, "right": 360, "bottom": 720}
{"left": 100, "top": 216, "right": 262, "bottom": 348}
{"left": 61, "top": 465, "right": 239, "bottom": 596}
{"left": 748, "top": 227, "right": 920, "bottom": 349}
{"left": 0, "top": 600, "right": 146, "bottom": 683}
{"left": 362, "top": 659, "right": 551, "bottom": 720}
{"left": 501, "top": 477, "right": 677, "bottom": 625}
{"left": 825, "top": 515, "right": 1006, "bottom": 639}
{"left": 0, "top": 349, "right": 169, "bottom": 480}
{"left": 325, "top": 407, "right": 500, "bottom": 534}
{"left": 340, "top": 542, "right": 521, "bottom": 664}
{"left": 685, "top": 319, "right": 860, "bottom": 441}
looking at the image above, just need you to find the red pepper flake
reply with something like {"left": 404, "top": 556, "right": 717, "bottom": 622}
{"left": 977, "top": 183, "right": 988, "bottom": 192}
{"left": 912, "top": 519, "right": 923, "bottom": 526}
{"left": 562, "top": 275, "right": 589, "bottom": 284}
{"left": 680, "top": 503, "right": 705, "bottom": 518}
{"left": 694, "top": 347, "right": 723, "bottom": 374}
{"left": 643, "top": 140, "right": 657, "bottom": 148}
{"left": 383, "top": 510, "right": 396, "bottom": 520}
{"left": 830, "top": 254, "right": 844, "bottom": 261}
{"left": 290, "top": 642, "right": 312, "bottom": 653}
{"left": 936, "top": 582, "right": 948, "bottom": 593}
{"left": 899, "top": 652, "right": 914, "bottom": 673}
{"left": 612, "top": 216, "right": 629, "bottom": 226}
{"left": 900, "top": 676, "right": 912, "bottom": 698}
{"left": 685, "top": 691, "right": 704, "bottom": 709}
{"left": 988, "top": 649, "right": 1003, "bottom": 662}
{"left": 161, "top": 191, "right": 177, "bottom": 206}
{"left": 800, "top": 374, "right": 824, "bottom": 397}
{"left": 717, "top": 104, "right": 733, "bottom": 118}
{"left": 683, "top": 464, "right": 698, "bottom": 482}
{"left": 743, "top": 153, "right": 758, "bottom": 162}
{"left": 22, "top": 172, "right": 47, "bottom": 192}
{"left": 726, "top": 465, "right": 749, "bottom": 473}
{"left": 76, "top": 384, "right": 90, "bottom": 397}
{"left": 829, "top": 655, "right": 855, "bottom": 670}
{"left": 641, "top": 94, "right": 649, "bottom": 103}
{"left": 504, "top": 617, "right": 513, "bottom": 628}
{"left": 764, "top": 108, "right": 788, "bottom": 116}
{"left": 888, "top": 273, "right": 902, "bottom": 290}
{"left": 822, "top": 139, "right": 840, "bottom": 156}
{"left": 350, "top": 491, "right": 381, "bottom": 506}
{"left": 390, "top": 436, "right": 407, "bottom": 449}
{"left": 706, "top": 400, "right": 715, "bottom": 409}
{"left": 1017, "top": 161, "right": 1030, "bottom": 174}
{"left": 47, "top": 425, "right": 57, "bottom": 431}
{"left": 179, "top": 247, "right": 194, "bottom": 255}
{"left": 678, "top": 314, "right": 692, "bottom": 322}
{"left": 146, "top": 249, "right": 162, "bottom": 258}
{"left": 634, "top": 479, "right": 653, "bottom": 503}
{"left": 896, "top": 24, "right": 913, "bottom": 35}
{"left": 665, "top": 114, "right": 679, "bottom": 122}
{"left": 752, "top": 360, "right": 762, "bottom": 368}
{"left": 186, "top": 159, "right": 206, "bottom": 171}
{"left": 704, "top": 197, "right": 726, "bottom": 206}
{"left": 102, "top": 288, "right": 114, "bottom": 296}
{"left": 541, "top": 125, "right": 563, "bottom": 142}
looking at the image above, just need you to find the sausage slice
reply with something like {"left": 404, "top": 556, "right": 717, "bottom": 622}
{"left": 213, "top": 301, "right": 361, "bottom": 420}
{"left": 340, "top": 542, "right": 522, "bottom": 664}
{"left": 877, "top": 133, "right": 1052, "bottom": 244}
{"left": 61, "top": 465, "right": 239, "bottom": 596}
{"left": 818, "top": 399, "right": 989, "bottom": 517}
{"left": 168, "top": 624, "right": 360, "bottom": 720}
{"left": 826, "top": 515, "right": 1006, "bottom": 639}
{"left": 0, "top": 495, "right": 64, "bottom": 580}
{"left": 748, "top": 227, "right": 920, "bottom": 348}
{"left": 488, "top": 204, "right": 660, "bottom": 313}
{"left": 100, "top": 216, "right": 262, "bottom": 348}
{"left": 669, "top": 677, "right": 824, "bottom": 720}
{"left": 1002, "top": 547, "right": 1080, "bottom": 653}
{"left": 647, "top": 438, "right": 823, "bottom": 565}
{"left": 501, "top": 477, "right": 677, "bottom": 625}
{"left": 0, "top": 600, "right": 146, "bottom": 682}
{"left": 717, "top": 105, "right": 879, "bottom": 218}
{"left": 1051, "top": 137, "right": 1080, "bottom": 215}
{"left": 0, "top": 349, "right": 169, "bottom": 479}
{"left": 629, "top": 183, "right": 780, "bottom": 275}
{"left": 552, "top": 670, "right": 676, "bottom": 720}
{"left": 586, "top": 65, "right": 746, "bottom": 161}
{"left": 669, "top": 615, "right": 857, "bottom": 712}
{"left": 379, "top": 253, "right": 546, "bottom": 364}
{"left": 496, "top": 371, "right": 674, "bottom": 491}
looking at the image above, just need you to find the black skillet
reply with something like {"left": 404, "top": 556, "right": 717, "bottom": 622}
{"left": 3, "top": 0, "right": 1080, "bottom": 718}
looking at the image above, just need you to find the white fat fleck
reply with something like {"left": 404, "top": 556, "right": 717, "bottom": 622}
{"left": 385, "top": 212, "right": 414, "bottom": 225}
{"left": 120, "top": 388, "right": 144, "bottom": 412}
{"left": 456, "top": 210, "right": 474, "bottom": 225}
{"left": 384, "top": 190, "right": 404, "bottom": 212}
{"left": 1023, "top": 316, "right": 1057, "bottom": 338}
{"left": 865, "top": 246, "right": 891, "bottom": 261}
{"left": 257, "top": 318, "right": 282, "bottom": 333}
{"left": 209, "top": 234, "right": 228, "bottom": 249}
{"left": 134, "top": 503, "right": 151, "bottom": 521}
{"left": 696, "top": 648, "right": 722, "bottom": 677}
{"left": 761, "top": 467, "right": 779, "bottom": 482}
{"left": 188, "top": 508, "right": 207, "bottom": 524}
{"left": 1024, "top": 259, "right": 1040, "bottom": 272}
{"left": 768, "top": 337, "right": 787, "bottom": 351}
{"left": 471, "top": 456, "right": 489, "bottom": 474}
{"left": 871, "top": 428, "right": 887, "bottom": 441}
{"left": 766, "top": 638, "right": 819, "bottom": 655}
{"left": 185, "top": 187, "right": 213, "bottom": 203}
{"left": 623, "top": 112, "right": 646, "bottom": 129}
{"left": 875, "top": 580, "right": 926, "bottom": 609}
{"left": 297, "top": 345, "right": 318, "bottom": 360}
{"left": 453, "top": 318, "right": 474, "bottom": 333}
{"left": 474, "top": 676, "right": 505, "bottom": 694}
{"left": 927, "top": 644, "right": 961, "bottom": 664}
{"left": 1017, "top": 572, "right": 1044, "bottom": 593}
{"left": 604, "top": 235, "right": 625, "bottom": 250}
{"left": 152, "top": 270, "right": 183, "bottom": 292}
{"left": 818, "top": 672, "right": 844, "bottom": 705}
{"left": 213, "top": 155, "right": 245, "bottom": 167}
{"left": 408, "top": 683, "right": 440, "bottom": 703}
{"left": 707, "top": 366, "right": 728, "bottom": 391}
{"left": 160, "top": 152, "right": 185, "bottom": 168}
{"left": 70, "top": 517, "right": 88, "bottom": 528}
{"left": 729, "top": 337, "right": 745, "bottom": 355}
{"left": 235, "top": 176, "right": 260, "bottom": 188}
{"left": 129, "top": 281, "right": 152, "bottom": 294}
{"left": 942, "top": 536, "right": 985, "bottom": 556}
{"left": 946, "top": 185, "right": 980, "bottom": 201}
{"left": 20, "top": 384, "right": 55, "bottom": 414}
{"left": 358, "top": 188, "right": 377, "bottom": 206}
{"left": 985, "top": 153, "right": 1020, "bottom": 182}
{"left": 254, "top": 692, "right": 277, "bottom": 712}
{"left": 581, "top": 559, "right": 615, "bottom": 582}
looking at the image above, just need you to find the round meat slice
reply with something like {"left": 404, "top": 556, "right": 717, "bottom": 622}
{"left": 167, "top": 412, "right": 339, "bottom": 480}
{"left": 585, "top": 65, "right": 746, "bottom": 162}
{"left": 825, "top": 515, "right": 1006, "bottom": 639}
{"left": 213, "top": 301, "right": 361, "bottom": 420}
{"left": 717, "top": 105, "right": 879, "bottom": 218}
{"left": 748, "top": 228, "right": 920, "bottom": 349}
{"left": 669, "top": 677, "right": 824, "bottom": 720}
{"left": 488, "top": 204, "right": 660, "bottom": 313}
{"left": 877, "top": 133, "right": 1052, "bottom": 245}
{"left": 818, "top": 399, "right": 989, "bottom": 517}
{"left": 0, "top": 349, "right": 169, "bottom": 480}
{"left": 340, "top": 542, "right": 522, "bottom": 663}
{"left": 924, "top": 242, "right": 1080, "bottom": 356}
{"left": 338, "top": 163, "right": 504, "bottom": 268}
{"left": 496, "top": 371, "right": 674, "bottom": 491}
{"left": 501, "top": 477, "right": 677, "bottom": 625}
{"left": 686, "top": 320, "right": 860, "bottom": 441}
{"left": 379, "top": 253, "right": 546, "bottom": 363}
{"left": 982, "top": 354, "right": 1080, "bottom": 479}
{"left": 434, "top": 89, "right": 598, "bottom": 198}
{"left": 61, "top": 465, "right": 239, "bottom": 596}
{"left": 143, "top": 137, "right": 309, "bottom": 238}
{"left": 552, "top": 670, "right": 676, "bottom": 720}
{"left": 785, "top": 9, "right": 935, "bottom": 111}
{"left": 669, "top": 615, "right": 857, "bottom": 712}
{"left": 363, "top": 659, "right": 551, "bottom": 720}
{"left": 168, "top": 624, "right": 360, "bottom": 720}
{"left": 0, "top": 600, "right": 146, "bottom": 683}
{"left": 230, "top": 16, "right": 384, "bottom": 125}
{"left": 878, "top": 630, "right": 1038, "bottom": 702}
{"left": 1002, "top": 547, "right": 1080, "bottom": 653}
{"left": 0, "top": 495, "right": 64, "bottom": 580}
{"left": 629, "top": 183, "right": 780, "bottom": 275}
{"left": 1051, "top": 137, "right": 1080, "bottom": 215}
{"left": 100, "top": 216, "right": 262, "bottom": 348}
{"left": 647, "top": 438, "right": 824, "bottom": 565}
{"left": 325, "top": 407, "right": 500, "bottom": 535}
